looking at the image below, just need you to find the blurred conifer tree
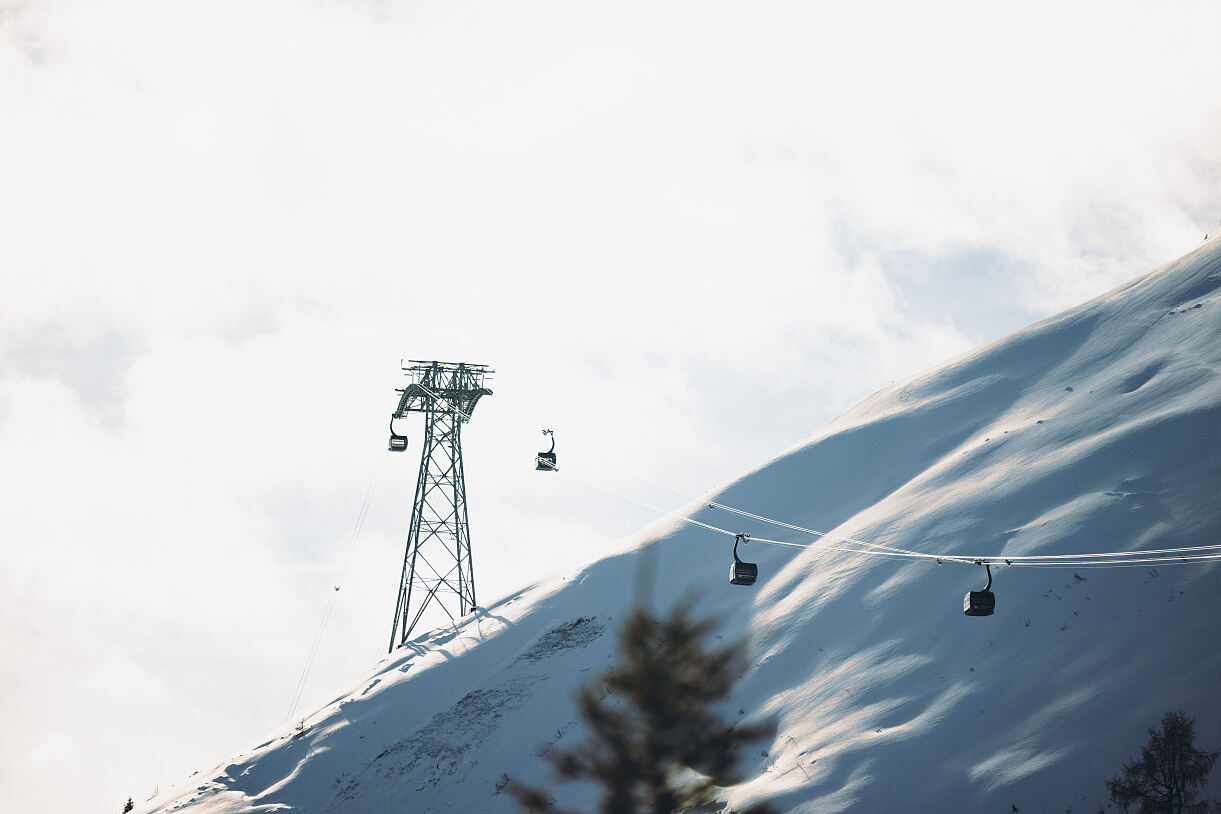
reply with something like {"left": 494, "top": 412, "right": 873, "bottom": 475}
{"left": 512, "top": 602, "right": 777, "bottom": 814}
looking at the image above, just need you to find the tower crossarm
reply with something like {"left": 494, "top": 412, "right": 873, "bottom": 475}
{"left": 391, "top": 361, "right": 493, "bottom": 422}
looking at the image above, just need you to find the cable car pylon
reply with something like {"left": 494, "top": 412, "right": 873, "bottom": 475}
{"left": 385, "top": 361, "right": 493, "bottom": 652}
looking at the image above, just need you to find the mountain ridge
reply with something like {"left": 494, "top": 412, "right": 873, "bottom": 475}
{"left": 148, "top": 239, "right": 1221, "bottom": 814}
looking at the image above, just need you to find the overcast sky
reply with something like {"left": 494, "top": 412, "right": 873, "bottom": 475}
{"left": 2, "top": 1, "right": 1220, "bottom": 812}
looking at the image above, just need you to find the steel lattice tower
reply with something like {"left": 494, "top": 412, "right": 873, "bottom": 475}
{"left": 387, "top": 361, "right": 493, "bottom": 652}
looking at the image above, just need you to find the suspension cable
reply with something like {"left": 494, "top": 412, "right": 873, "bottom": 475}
{"left": 285, "top": 458, "right": 385, "bottom": 723}
{"left": 558, "top": 463, "right": 1221, "bottom": 570}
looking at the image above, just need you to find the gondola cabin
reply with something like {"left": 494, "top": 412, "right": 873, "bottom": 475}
{"left": 963, "top": 589, "right": 995, "bottom": 616}
{"left": 730, "top": 559, "right": 758, "bottom": 586}
{"left": 536, "top": 429, "right": 557, "bottom": 471}
{"left": 963, "top": 563, "right": 995, "bottom": 616}
{"left": 729, "top": 534, "right": 757, "bottom": 586}
{"left": 388, "top": 418, "right": 410, "bottom": 452}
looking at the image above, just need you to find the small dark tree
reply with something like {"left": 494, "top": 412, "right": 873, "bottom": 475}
{"left": 1106, "top": 711, "right": 1218, "bottom": 813}
{"left": 512, "top": 603, "right": 778, "bottom": 814}
{"left": 122, "top": 797, "right": 134, "bottom": 813}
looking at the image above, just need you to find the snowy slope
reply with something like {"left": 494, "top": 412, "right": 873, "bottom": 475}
{"left": 146, "top": 239, "right": 1221, "bottom": 814}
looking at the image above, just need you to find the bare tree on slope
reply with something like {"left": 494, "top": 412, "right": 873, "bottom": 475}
{"left": 1106, "top": 710, "right": 1219, "bottom": 814}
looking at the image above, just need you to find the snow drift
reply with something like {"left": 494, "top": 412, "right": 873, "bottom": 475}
{"left": 147, "top": 239, "right": 1221, "bottom": 813}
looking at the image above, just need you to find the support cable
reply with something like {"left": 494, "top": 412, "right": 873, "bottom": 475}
{"left": 558, "top": 463, "right": 1221, "bottom": 570}
{"left": 285, "top": 458, "right": 385, "bottom": 724}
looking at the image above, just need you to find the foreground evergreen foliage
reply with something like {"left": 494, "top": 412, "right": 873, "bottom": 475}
{"left": 512, "top": 603, "right": 777, "bottom": 814}
{"left": 1106, "top": 711, "right": 1218, "bottom": 814}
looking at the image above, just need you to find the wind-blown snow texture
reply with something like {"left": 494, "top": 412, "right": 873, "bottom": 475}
{"left": 149, "top": 240, "right": 1221, "bottom": 813}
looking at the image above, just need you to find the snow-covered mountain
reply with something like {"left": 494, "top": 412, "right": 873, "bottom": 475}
{"left": 148, "top": 239, "right": 1221, "bottom": 813}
